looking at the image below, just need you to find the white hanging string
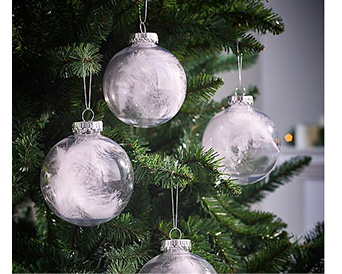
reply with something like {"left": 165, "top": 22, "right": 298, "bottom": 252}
{"left": 138, "top": 0, "right": 148, "bottom": 34}
{"left": 170, "top": 182, "right": 179, "bottom": 229}
{"left": 81, "top": 62, "right": 94, "bottom": 121}
{"left": 238, "top": 55, "right": 243, "bottom": 88}
{"left": 235, "top": 39, "right": 246, "bottom": 96}
{"left": 169, "top": 161, "right": 182, "bottom": 239}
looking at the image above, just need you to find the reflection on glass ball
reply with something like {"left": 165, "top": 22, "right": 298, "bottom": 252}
{"left": 103, "top": 33, "right": 187, "bottom": 128}
{"left": 40, "top": 121, "right": 134, "bottom": 226}
{"left": 139, "top": 239, "right": 217, "bottom": 274}
{"left": 202, "top": 95, "right": 280, "bottom": 185}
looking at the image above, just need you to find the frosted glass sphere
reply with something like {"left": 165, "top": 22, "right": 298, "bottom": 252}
{"left": 139, "top": 239, "right": 217, "bottom": 274}
{"left": 40, "top": 121, "right": 134, "bottom": 226}
{"left": 103, "top": 32, "right": 187, "bottom": 128}
{"left": 202, "top": 95, "right": 280, "bottom": 185}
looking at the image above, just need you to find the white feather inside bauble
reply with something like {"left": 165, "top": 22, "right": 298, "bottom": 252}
{"left": 40, "top": 130, "right": 134, "bottom": 226}
{"left": 202, "top": 96, "right": 280, "bottom": 185}
{"left": 103, "top": 32, "right": 187, "bottom": 128}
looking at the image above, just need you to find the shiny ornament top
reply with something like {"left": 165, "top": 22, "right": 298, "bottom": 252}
{"left": 103, "top": 32, "right": 187, "bottom": 128}
{"left": 227, "top": 95, "right": 254, "bottom": 106}
{"left": 160, "top": 239, "right": 192, "bottom": 252}
{"left": 72, "top": 120, "right": 103, "bottom": 134}
{"left": 129, "top": 32, "right": 159, "bottom": 44}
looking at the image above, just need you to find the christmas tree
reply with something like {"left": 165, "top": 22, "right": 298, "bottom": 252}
{"left": 12, "top": 0, "right": 324, "bottom": 273}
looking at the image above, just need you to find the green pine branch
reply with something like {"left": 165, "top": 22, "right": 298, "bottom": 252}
{"left": 120, "top": 138, "right": 238, "bottom": 195}
{"left": 128, "top": 139, "right": 194, "bottom": 188}
{"left": 228, "top": 33, "right": 265, "bottom": 54}
{"left": 12, "top": 97, "right": 46, "bottom": 205}
{"left": 105, "top": 240, "right": 155, "bottom": 273}
{"left": 12, "top": 233, "right": 90, "bottom": 273}
{"left": 289, "top": 222, "right": 324, "bottom": 273}
{"left": 176, "top": 145, "right": 241, "bottom": 196}
{"left": 202, "top": 196, "right": 286, "bottom": 238}
{"left": 218, "top": 197, "right": 286, "bottom": 227}
{"left": 246, "top": 238, "right": 293, "bottom": 273}
{"left": 47, "top": 43, "right": 103, "bottom": 78}
{"left": 181, "top": 73, "right": 224, "bottom": 109}
{"left": 235, "top": 156, "right": 312, "bottom": 206}
{"left": 125, "top": 183, "right": 151, "bottom": 225}
{"left": 103, "top": 213, "right": 151, "bottom": 246}
{"left": 76, "top": 3, "right": 115, "bottom": 43}
{"left": 181, "top": 215, "right": 245, "bottom": 273}
{"left": 184, "top": 53, "right": 258, "bottom": 77}
{"left": 229, "top": 1, "right": 285, "bottom": 36}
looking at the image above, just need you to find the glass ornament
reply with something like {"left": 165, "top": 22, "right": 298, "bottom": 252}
{"left": 139, "top": 239, "right": 217, "bottom": 274}
{"left": 202, "top": 95, "right": 280, "bottom": 185}
{"left": 103, "top": 32, "right": 187, "bottom": 128}
{"left": 40, "top": 121, "right": 134, "bottom": 226}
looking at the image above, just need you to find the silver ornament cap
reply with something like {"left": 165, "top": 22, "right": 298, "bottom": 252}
{"left": 161, "top": 239, "right": 192, "bottom": 252}
{"left": 227, "top": 95, "right": 254, "bottom": 106}
{"left": 72, "top": 121, "right": 103, "bottom": 134}
{"left": 129, "top": 32, "right": 159, "bottom": 44}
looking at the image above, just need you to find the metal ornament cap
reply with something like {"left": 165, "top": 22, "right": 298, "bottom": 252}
{"left": 161, "top": 239, "right": 192, "bottom": 252}
{"left": 129, "top": 32, "right": 159, "bottom": 45}
{"left": 227, "top": 95, "right": 254, "bottom": 106}
{"left": 72, "top": 121, "right": 103, "bottom": 134}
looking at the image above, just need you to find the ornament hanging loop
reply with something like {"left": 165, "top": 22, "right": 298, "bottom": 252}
{"left": 139, "top": 22, "right": 147, "bottom": 34}
{"left": 169, "top": 227, "right": 182, "bottom": 240}
{"left": 138, "top": 0, "right": 148, "bottom": 34}
{"left": 234, "top": 86, "right": 246, "bottom": 96}
{"left": 81, "top": 108, "right": 95, "bottom": 122}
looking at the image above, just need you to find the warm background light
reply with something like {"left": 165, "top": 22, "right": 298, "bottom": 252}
{"left": 284, "top": 133, "right": 293, "bottom": 142}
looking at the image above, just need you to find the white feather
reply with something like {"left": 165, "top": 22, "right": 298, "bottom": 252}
{"left": 108, "top": 46, "right": 186, "bottom": 120}
{"left": 203, "top": 107, "right": 280, "bottom": 175}
{"left": 50, "top": 138, "right": 125, "bottom": 220}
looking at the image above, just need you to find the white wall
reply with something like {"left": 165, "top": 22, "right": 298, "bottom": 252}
{"left": 259, "top": 0, "right": 324, "bottom": 138}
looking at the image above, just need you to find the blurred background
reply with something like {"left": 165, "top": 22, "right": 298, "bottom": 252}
{"left": 214, "top": 0, "right": 324, "bottom": 239}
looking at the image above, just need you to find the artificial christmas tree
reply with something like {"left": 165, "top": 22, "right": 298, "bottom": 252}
{"left": 12, "top": 0, "right": 324, "bottom": 273}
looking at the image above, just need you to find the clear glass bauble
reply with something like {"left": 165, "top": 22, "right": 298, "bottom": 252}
{"left": 139, "top": 239, "right": 217, "bottom": 274}
{"left": 40, "top": 121, "right": 134, "bottom": 226}
{"left": 202, "top": 95, "right": 281, "bottom": 185}
{"left": 103, "top": 32, "right": 187, "bottom": 128}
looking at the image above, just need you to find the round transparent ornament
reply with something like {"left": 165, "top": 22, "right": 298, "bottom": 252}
{"left": 40, "top": 121, "right": 134, "bottom": 226}
{"left": 139, "top": 239, "right": 217, "bottom": 274}
{"left": 103, "top": 32, "right": 187, "bottom": 128}
{"left": 202, "top": 95, "right": 280, "bottom": 185}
